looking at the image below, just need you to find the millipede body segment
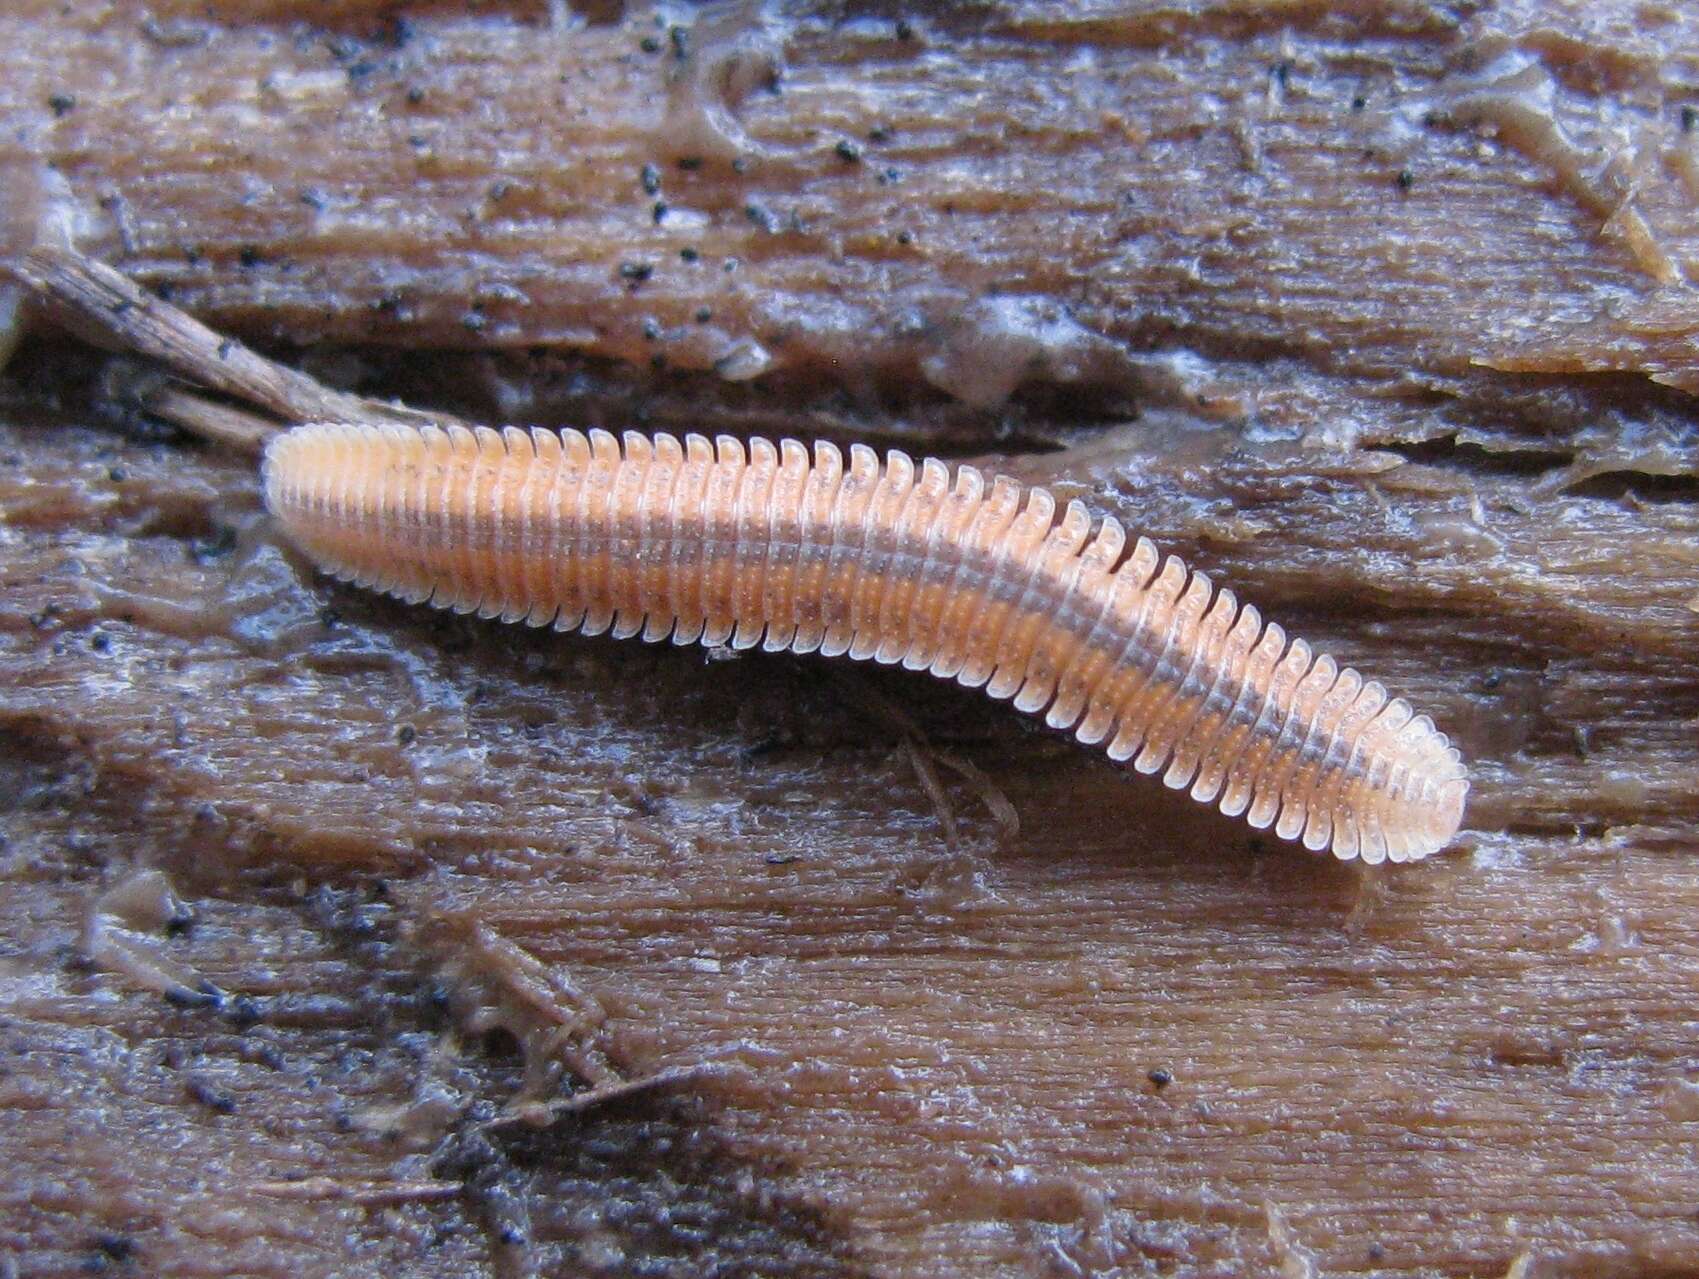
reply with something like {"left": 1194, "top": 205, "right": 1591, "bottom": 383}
{"left": 263, "top": 423, "right": 1468, "bottom": 863}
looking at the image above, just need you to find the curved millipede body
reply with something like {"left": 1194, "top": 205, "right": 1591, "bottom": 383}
{"left": 263, "top": 423, "right": 1468, "bottom": 863}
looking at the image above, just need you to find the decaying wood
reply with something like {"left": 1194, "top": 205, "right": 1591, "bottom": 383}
{"left": 2, "top": 2, "right": 1698, "bottom": 1277}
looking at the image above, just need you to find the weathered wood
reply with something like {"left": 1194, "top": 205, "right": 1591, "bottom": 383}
{"left": 2, "top": 2, "right": 1697, "bottom": 1277}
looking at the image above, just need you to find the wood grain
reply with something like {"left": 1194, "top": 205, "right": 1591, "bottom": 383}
{"left": 1, "top": 2, "right": 1697, "bottom": 1277}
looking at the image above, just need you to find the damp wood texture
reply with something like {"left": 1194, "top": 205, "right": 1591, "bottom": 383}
{"left": 266, "top": 423, "right": 1467, "bottom": 862}
{"left": 3, "top": 2, "right": 1699, "bottom": 1278}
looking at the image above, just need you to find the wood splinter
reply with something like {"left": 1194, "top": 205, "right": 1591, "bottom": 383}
{"left": 264, "top": 422, "right": 1469, "bottom": 863}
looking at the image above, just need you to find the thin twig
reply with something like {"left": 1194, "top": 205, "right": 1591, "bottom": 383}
{"left": 901, "top": 736, "right": 961, "bottom": 849}
{"left": 479, "top": 1064, "right": 711, "bottom": 1131}
{"left": 9, "top": 247, "right": 454, "bottom": 447}
{"left": 827, "top": 667, "right": 1019, "bottom": 847}
{"left": 933, "top": 748, "right": 1020, "bottom": 844}
{"left": 142, "top": 385, "right": 284, "bottom": 456}
{"left": 249, "top": 1176, "right": 461, "bottom": 1206}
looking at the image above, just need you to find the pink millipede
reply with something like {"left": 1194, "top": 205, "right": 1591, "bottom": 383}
{"left": 262, "top": 422, "right": 1468, "bottom": 863}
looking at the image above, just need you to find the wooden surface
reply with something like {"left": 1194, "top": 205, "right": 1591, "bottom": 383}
{"left": 2, "top": 2, "right": 1697, "bottom": 1276}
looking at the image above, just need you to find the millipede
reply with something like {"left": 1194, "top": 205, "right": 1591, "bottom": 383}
{"left": 263, "top": 422, "right": 1468, "bottom": 863}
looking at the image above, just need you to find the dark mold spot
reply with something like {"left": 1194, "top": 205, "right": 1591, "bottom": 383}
{"left": 185, "top": 1076, "right": 237, "bottom": 1115}
{"left": 89, "top": 1234, "right": 136, "bottom": 1265}
{"left": 224, "top": 996, "right": 264, "bottom": 1031}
